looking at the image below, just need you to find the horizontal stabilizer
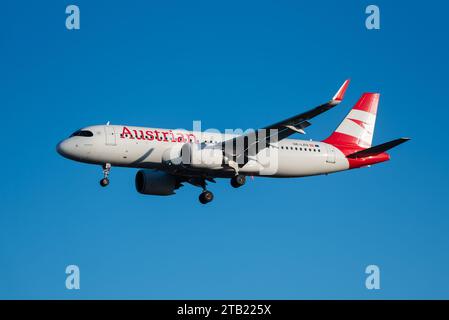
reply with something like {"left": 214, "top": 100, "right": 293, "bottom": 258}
{"left": 347, "top": 138, "right": 410, "bottom": 158}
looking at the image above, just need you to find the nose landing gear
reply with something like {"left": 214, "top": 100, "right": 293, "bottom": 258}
{"left": 100, "top": 163, "right": 111, "bottom": 187}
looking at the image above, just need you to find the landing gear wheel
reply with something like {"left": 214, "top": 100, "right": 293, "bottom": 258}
{"left": 199, "top": 190, "right": 214, "bottom": 204}
{"left": 100, "top": 178, "right": 109, "bottom": 187}
{"left": 100, "top": 163, "right": 111, "bottom": 187}
{"left": 231, "top": 175, "right": 246, "bottom": 188}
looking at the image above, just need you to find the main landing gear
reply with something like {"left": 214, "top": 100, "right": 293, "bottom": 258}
{"left": 197, "top": 178, "right": 214, "bottom": 205}
{"left": 100, "top": 163, "right": 111, "bottom": 187}
{"left": 191, "top": 175, "right": 246, "bottom": 204}
{"left": 187, "top": 177, "right": 215, "bottom": 205}
{"left": 230, "top": 174, "right": 246, "bottom": 188}
{"left": 199, "top": 190, "right": 214, "bottom": 204}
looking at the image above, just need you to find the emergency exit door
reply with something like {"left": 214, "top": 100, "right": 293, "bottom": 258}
{"left": 326, "top": 145, "right": 336, "bottom": 164}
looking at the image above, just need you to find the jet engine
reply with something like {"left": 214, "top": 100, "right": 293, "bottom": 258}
{"left": 135, "top": 170, "right": 180, "bottom": 195}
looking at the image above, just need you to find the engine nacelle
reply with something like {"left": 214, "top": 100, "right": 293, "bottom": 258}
{"left": 180, "top": 143, "right": 224, "bottom": 169}
{"left": 135, "top": 170, "right": 179, "bottom": 196}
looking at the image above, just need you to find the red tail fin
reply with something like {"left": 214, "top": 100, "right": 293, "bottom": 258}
{"left": 323, "top": 93, "right": 379, "bottom": 149}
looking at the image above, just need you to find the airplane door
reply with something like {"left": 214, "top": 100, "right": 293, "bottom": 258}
{"left": 105, "top": 126, "right": 116, "bottom": 146}
{"left": 326, "top": 145, "right": 336, "bottom": 164}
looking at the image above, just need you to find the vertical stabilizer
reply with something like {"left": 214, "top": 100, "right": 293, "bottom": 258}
{"left": 324, "top": 93, "right": 379, "bottom": 148}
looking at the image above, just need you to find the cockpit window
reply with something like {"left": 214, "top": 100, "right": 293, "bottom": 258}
{"left": 70, "top": 130, "right": 94, "bottom": 137}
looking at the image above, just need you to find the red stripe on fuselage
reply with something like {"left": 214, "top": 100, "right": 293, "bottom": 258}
{"left": 345, "top": 153, "right": 390, "bottom": 169}
{"left": 323, "top": 132, "right": 364, "bottom": 149}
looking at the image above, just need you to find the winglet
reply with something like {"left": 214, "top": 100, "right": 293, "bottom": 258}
{"left": 332, "top": 79, "right": 350, "bottom": 102}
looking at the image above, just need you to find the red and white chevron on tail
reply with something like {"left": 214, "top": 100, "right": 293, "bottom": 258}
{"left": 324, "top": 93, "right": 379, "bottom": 148}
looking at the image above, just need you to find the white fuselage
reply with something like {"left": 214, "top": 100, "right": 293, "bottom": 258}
{"left": 57, "top": 125, "right": 350, "bottom": 178}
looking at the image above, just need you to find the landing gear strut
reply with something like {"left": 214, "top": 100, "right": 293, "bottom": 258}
{"left": 231, "top": 175, "right": 246, "bottom": 188}
{"left": 100, "top": 163, "right": 111, "bottom": 187}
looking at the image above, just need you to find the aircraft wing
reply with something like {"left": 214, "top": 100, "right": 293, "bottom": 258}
{"left": 217, "top": 79, "right": 350, "bottom": 167}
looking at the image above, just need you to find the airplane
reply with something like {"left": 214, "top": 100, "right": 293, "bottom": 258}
{"left": 56, "top": 80, "right": 409, "bottom": 204}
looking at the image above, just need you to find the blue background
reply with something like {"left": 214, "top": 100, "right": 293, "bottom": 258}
{"left": 1, "top": 0, "right": 448, "bottom": 299}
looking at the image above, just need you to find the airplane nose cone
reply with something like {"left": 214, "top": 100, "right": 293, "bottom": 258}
{"left": 56, "top": 140, "right": 70, "bottom": 157}
{"left": 57, "top": 139, "right": 82, "bottom": 161}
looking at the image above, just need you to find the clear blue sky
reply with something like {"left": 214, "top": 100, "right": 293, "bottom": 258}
{"left": 1, "top": 1, "right": 448, "bottom": 299}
